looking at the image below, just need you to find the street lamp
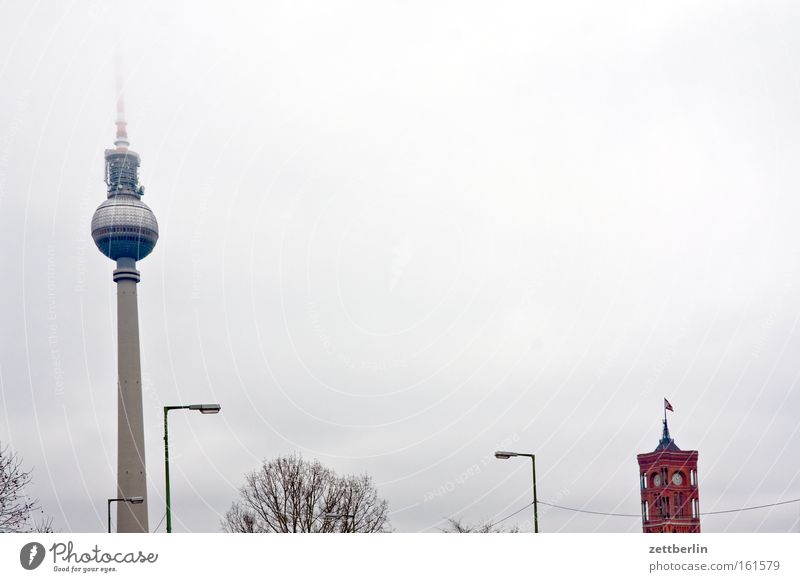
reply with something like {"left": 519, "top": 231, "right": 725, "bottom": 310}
{"left": 164, "top": 403, "right": 221, "bottom": 533}
{"left": 495, "top": 450, "right": 539, "bottom": 533}
{"left": 107, "top": 496, "right": 143, "bottom": 533}
{"left": 324, "top": 512, "right": 356, "bottom": 532}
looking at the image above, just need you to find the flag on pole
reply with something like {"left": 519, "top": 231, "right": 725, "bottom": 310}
{"left": 664, "top": 398, "right": 674, "bottom": 412}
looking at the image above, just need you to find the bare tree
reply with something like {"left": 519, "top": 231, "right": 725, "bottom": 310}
{"left": 222, "top": 454, "right": 390, "bottom": 533}
{"left": 0, "top": 443, "right": 43, "bottom": 533}
{"left": 439, "top": 517, "right": 520, "bottom": 533}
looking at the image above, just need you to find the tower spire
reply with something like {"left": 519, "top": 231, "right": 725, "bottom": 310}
{"left": 104, "top": 88, "right": 143, "bottom": 199}
{"left": 660, "top": 417, "right": 672, "bottom": 447}
{"left": 656, "top": 399, "right": 679, "bottom": 451}
{"left": 114, "top": 94, "right": 129, "bottom": 149}
{"left": 113, "top": 58, "right": 129, "bottom": 149}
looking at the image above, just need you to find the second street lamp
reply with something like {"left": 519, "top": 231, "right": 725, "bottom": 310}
{"left": 107, "top": 496, "right": 143, "bottom": 533}
{"left": 495, "top": 450, "right": 539, "bottom": 533}
{"left": 164, "top": 403, "right": 221, "bottom": 533}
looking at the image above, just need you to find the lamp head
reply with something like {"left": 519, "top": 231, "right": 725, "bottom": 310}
{"left": 189, "top": 404, "right": 221, "bottom": 414}
{"left": 495, "top": 451, "right": 517, "bottom": 459}
{"left": 128, "top": 496, "right": 144, "bottom": 504}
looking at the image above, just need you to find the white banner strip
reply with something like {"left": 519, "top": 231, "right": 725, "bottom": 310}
{"left": 2, "top": 533, "right": 797, "bottom": 580}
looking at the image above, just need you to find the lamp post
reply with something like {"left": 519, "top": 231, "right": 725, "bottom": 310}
{"left": 107, "top": 496, "right": 144, "bottom": 533}
{"left": 495, "top": 450, "right": 539, "bottom": 533}
{"left": 164, "top": 403, "right": 221, "bottom": 533}
{"left": 324, "top": 512, "right": 356, "bottom": 532}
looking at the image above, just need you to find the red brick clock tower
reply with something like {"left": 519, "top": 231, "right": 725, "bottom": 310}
{"left": 637, "top": 399, "right": 700, "bottom": 533}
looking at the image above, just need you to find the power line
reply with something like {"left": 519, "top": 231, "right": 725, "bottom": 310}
{"left": 539, "top": 501, "right": 638, "bottom": 517}
{"left": 489, "top": 502, "right": 533, "bottom": 527}
{"left": 153, "top": 511, "right": 167, "bottom": 532}
{"left": 537, "top": 497, "right": 800, "bottom": 519}
{"left": 702, "top": 497, "right": 800, "bottom": 516}
{"left": 454, "top": 497, "right": 800, "bottom": 531}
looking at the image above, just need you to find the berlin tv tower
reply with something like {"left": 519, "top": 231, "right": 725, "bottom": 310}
{"left": 91, "top": 96, "right": 158, "bottom": 532}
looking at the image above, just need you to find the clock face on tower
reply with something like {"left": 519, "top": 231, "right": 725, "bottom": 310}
{"left": 672, "top": 473, "right": 683, "bottom": 485}
{"left": 653, "top": 474, "right": 662, "bottom": 487}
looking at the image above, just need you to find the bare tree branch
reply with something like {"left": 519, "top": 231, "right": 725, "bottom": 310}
{"left": 222, "top": 453, "right": 390, "bottom": 533}
{"left": 0, "top": 442, "right": 52, "bottom": 533}
{"left": 439, "top": 517, "right": 520, "bottom": 533}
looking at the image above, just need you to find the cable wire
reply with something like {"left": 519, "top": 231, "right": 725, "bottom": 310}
{"left": 539, "top": 501, "right": 639, "bottom": 517}
{"left": 448, "top": 497, "right": 800, "bottom": 531}
{"left": 153, "top": 511, "right": 167, "bottom": 532}
{"left": 701, "top": 497, "right": 800, "bottom": 516}
{"left": 537, "top": 497, "right": 800, "bottom": 518}
{"left": 487, "top": 502, "right": 534, "bottom": 528}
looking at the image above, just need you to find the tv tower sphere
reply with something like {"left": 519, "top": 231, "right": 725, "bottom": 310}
{"left": 91, "top": 132, "right": 158, "bottom": 259}
{"left": 91, "top": 195, "right": 158, "bottom": 260}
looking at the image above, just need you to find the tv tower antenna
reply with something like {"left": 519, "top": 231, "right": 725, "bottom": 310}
{"left": 114, "top": 93, "right": 129, "bottom": 149}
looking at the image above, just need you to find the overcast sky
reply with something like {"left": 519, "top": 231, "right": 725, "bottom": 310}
{"left": 1, "top": 0, "right": 799, "bottom": 533}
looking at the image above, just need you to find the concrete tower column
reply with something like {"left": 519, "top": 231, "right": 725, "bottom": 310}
{"left": 113, "top": 257, "right": 148, "bottom": 532}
